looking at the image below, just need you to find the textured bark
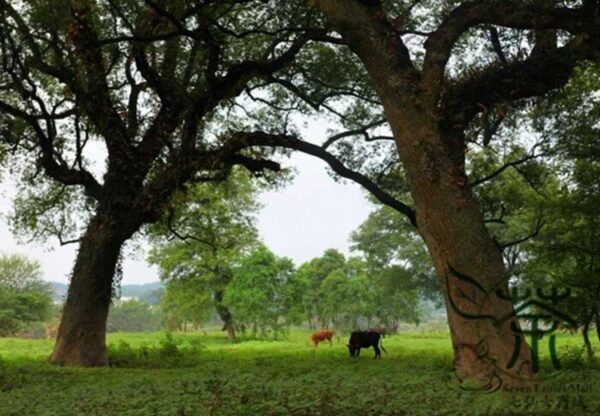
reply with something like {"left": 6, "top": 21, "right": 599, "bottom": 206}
{"left": 214, "top": 290, "right": 236, "bottom": 342}
{"left": 582, "top": 320, "right": 595, "bottom": 362}
{"left": 48, "top": 215, "right": 130, "bottom": 366}
{"left": 388, "top": 110, "right": 534, "bottom": 388}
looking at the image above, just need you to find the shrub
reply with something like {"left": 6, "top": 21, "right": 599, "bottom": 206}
{"left": 560, "top": 344, "right": 587, "bottom": 369}
{"left": 108, "top": 333, "right": 204, "bottom": 368}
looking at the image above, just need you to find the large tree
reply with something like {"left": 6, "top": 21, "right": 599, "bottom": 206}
{"left": 223, "top": 244, "right": 295, "bottom": 338}
{"left": 148, "top": 168, "right": 266, "bottom": 341}
{"left": 0, "top": 0, "right": 326, "bottom": 366}
{"left": 296, "top": 0, "right": 600, "bottom": 386}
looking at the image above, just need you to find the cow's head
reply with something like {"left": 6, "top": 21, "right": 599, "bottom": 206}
{"left": 347, "top": 344, "right": 357, "bottom": 357}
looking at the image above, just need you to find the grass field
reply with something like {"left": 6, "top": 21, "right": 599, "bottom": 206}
{"left": 0, "top": 330, "right": 598, "bottom": 415}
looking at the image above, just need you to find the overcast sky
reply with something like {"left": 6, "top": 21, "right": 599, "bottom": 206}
{"left": 0, "top": 120, "right": 376, "bottom": 285}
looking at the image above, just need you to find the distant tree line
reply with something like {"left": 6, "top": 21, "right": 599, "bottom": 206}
{"left": 0, "top": 254, "right": 54, "bottom": 336}
{"left": 147, "top": 169, "right": 439, "bottom": 339}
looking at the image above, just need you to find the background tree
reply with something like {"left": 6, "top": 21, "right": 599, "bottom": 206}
{"left": 0, "top": 253, "right": 53, "bottom": 336}
{"left": 293, "top": 249, "right": 347, "bottom": 329}
{"left": 158, "top": 279, "right": 213, "bottom": 333}
{"left": 223, "top": 244, "right": 295, "bottom": 338}
{"left": 149, "top": 168, "right": 266, "bottom": 341}
{"left": 351, "top": 206, "right": 437, "bottom": 326}
{"left": 107, "top": 299, "right": 161, "bottom": 333}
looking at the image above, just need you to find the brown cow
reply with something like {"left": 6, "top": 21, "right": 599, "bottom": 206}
{"left": 310, "top": 330, "right": 334, "bottom": 348}
{"left": 45, "top": 322, "right": 59, "bottom": 340}
{"left": 368, "top": 326, "right": 386, "bottom": 338}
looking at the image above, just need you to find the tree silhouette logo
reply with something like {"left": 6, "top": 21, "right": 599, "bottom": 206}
{"left": 445, "top": 264, "right": 576, "bottom": 391}
{"left": 496, "top": 286, "right": 575, "bottom": 374}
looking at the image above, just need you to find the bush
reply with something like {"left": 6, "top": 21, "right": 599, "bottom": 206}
{"left": 560, "top": 344, "right": 587, "bottom": 369}
{"left": 108, "top": 333, "right": 204, "bottom": 368}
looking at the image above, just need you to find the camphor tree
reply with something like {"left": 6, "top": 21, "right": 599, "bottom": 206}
{"left": 2, "top": 0, "right": 598, "bottom": 386}
{"left": 148, "top": 168, "right": 267, "bottom": 341}
{"left": 299, "top": 0, "right": 600, "bottom": 386}
{"left": 223, "top": 244, "right": 295, "bottom": 338}
{"left": 0, "top": 0, "right": 333, "bottom": 366}
{"left": 350, "top": 205, "right": 438, "bottom": 328}
{"left": 0, "top": 253, "right": 54, "bottom": 336}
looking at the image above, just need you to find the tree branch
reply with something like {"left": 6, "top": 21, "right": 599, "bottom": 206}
{"left": 226, "top": 131, "right": 417, "bottom": 226}
{"left": 310, "top": 0, "right": 417, "bottom": 96}
{"left": 0, "top": 100, "right": 103, "bottom": 200}
{"left": 443, "top": 39, "right": 600, "bottom": 128}
{"left": 66, "top": 3, "right": 131, "bottom": 156}
{"left": 498, "top": 216, "right": 544, "bottom": 250}
{"left": 422, "top": 0, "right": 591, "bottom": 102}
{"left": 470, "top": 152, "right": 544, "bottom": 188}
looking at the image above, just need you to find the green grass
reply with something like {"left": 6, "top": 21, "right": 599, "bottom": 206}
{"left": 0, "top": 330, "right": 598, "bottom": 415}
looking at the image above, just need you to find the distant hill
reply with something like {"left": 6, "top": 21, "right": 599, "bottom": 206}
{"left": 49, "top": 281, "right": 163, "bottom": 304}
{"left": 49, "top": 282, "right": 69, "bottom": 302}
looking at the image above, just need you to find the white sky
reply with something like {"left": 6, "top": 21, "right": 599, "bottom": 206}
{"left": 0, "top": 121, "right": 375, "bottom": 285}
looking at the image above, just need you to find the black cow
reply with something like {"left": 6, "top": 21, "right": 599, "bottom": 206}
{"left": 347, "top": 330, "right": 386, "bottom": 358}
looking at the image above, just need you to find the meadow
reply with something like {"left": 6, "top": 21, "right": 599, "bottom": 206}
{"left": 0, "top": 329, "right": 598, "bottom": 416}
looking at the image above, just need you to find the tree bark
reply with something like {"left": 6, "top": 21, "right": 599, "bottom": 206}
{"left": 48, "top": 215, "right": 131, "bottom": 366}
{"left": 214, "top": 290, "right": 236, "bottom": 341}
{"left": 389, "top": 114, "right": 533, "bottom": 388}
{"left": 583, "top": 319, "right": 595, "bottom": 362}
{"left": 595, "top": 311, "right": 600, "bottom": 342}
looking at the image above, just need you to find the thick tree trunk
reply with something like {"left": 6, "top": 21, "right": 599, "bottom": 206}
{"left": 49, "top": 215, "right": 129, "bottom": 366}
{"left": 214, "top": 291, "right": 236, "bottom": 341}
{"left": 389, "top": 138, "right": 530, "bottom": 384}
{"left": 385, "top": 109, "right": 534, "bottom": 388}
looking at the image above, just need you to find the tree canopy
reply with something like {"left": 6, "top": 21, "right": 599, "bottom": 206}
{"left": 0, "top": 253, "right": 53, "bottom": 336}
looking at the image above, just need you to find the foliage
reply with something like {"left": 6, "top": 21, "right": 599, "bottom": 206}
{"left": 107, "top": 333, "right": 204, "bottom": 369}
{"left": 148, "top": 168, "right": 266, "bottom": 332}
{"left": 350, "top": 206, "right": 437, "bottom": 326}
{"left": 159, "top": 280, "right": 212, "bottom": 332}
{"left": 513, "top": 64, "right": 600, "bottom": 358}
{"left": 224, "top": 245, "right": 296, "bottom": 338}
{"left": 107, "top": 300, "right": 162, "bottom": 333}
{"left": 0, "top": 254, "right": 53, "bottom": 336}
{"left": 0, "top": 330, "right": 598, "bottom": 415}
{"left": 292, "top": 249, "right": 347, "bottom": 328}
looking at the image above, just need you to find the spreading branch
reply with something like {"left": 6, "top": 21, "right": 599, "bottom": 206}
{"left": 225, "top": 131, "right": 417, "bottom": 226}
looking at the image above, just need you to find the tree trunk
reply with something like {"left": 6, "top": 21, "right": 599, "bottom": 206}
{"left": 385, "top": 108, "right": 534, "bottom": 388}
{"left": 583, "top": 319, "right": 595, "bottom": 362}
{"left": 335, "top": 81, "right": 533, "bottom": 385}
{"left": 49, "top": 215, "right": 129, "bottom": 366}
{"left": 214, "top": 291, "right": 236, "bottom": 341}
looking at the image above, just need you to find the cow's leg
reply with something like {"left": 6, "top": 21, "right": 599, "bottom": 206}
{"left": 356, "top": 348, "right": 360, "bottom": 357}
{"left": 374, "top": 344, "right": 382, "bottom": 359}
